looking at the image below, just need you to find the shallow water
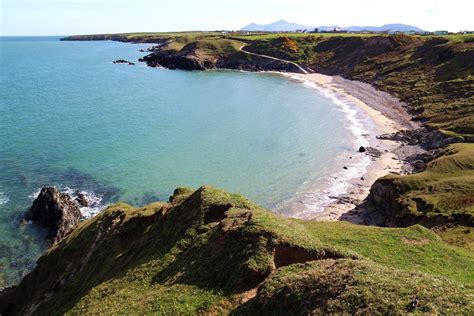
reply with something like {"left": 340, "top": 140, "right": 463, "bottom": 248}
{"left": 0, "top": 36, "right": 356, "bottom": 286}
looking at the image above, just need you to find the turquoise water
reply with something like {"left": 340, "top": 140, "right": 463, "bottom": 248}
{"left": 0, "top": 37, "right": 352, "bottom": 286}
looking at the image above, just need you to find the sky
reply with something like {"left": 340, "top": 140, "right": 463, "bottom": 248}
{"left": 1, "top": 0, "right": 473, "bottom": 36}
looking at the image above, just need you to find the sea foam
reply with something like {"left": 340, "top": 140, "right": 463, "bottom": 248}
{"left": 0, "top": 191, "right": 9, "bottom": 206}
{"left": 276, "top": 74, "right": 373, "bottom": 218}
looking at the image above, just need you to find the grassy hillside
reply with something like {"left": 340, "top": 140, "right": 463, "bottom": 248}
{"left": 1, "top": 187, "right": 473, "bottom": 314}
{"left": 368, "top": 143, "right": 474, "bottom": 230}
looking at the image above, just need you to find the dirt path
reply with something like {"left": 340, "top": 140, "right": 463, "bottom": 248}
{"left": 239, "top": 45, "right": 311, "bottom": 74}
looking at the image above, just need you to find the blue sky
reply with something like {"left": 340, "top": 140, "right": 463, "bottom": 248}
{"left": 1, "top": 0, "right": 473, "bottom": 35}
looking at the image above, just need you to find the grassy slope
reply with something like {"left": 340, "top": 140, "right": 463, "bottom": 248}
{"left": 389, "top": 144, "right": 474, "bottom": 218}
{"left": 1, "top": 187, "right": 473, "bottom": 314}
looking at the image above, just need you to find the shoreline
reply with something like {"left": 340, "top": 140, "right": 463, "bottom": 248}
{"left": 276, "top": 72, "right": 416, "bottom": 221}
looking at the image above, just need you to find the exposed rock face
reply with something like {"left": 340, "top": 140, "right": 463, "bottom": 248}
{"left": 25, "top": 187, "right": 82, "bottom": 243}
{"left": 366, "top": 178, "right": 473, "bottom": 228}
{"left": 378, "top": 127, "right": 463, "bottom": 150}
{"left": 139, "top": 50, "right": 304, "bottom": 73}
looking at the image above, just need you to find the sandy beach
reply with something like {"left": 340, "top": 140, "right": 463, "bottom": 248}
{"left": 278, "top": 73, "right": 417, "bottom": 221}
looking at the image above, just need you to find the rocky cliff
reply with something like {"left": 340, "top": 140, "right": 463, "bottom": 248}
{"left": 24, "top": 187, "right": 82, "bottom": 243}
{"left": 366, "top": 143, "right": 474, "bottom": 227}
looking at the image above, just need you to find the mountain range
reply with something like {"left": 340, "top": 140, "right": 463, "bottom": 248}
{"left": 241, "top": 19, "right": 425, "bottom": 32}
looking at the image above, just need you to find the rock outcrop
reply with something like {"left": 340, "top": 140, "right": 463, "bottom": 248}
{"left": 25, "top": 187, "right": 82, "bottom": 243}
{"left": 367, "top": 175, "right": 473, "bottom": 228}
{"left": 75, "top": 191, "right": 89, "bottom": 207}
{"left": 139, "top": 49, "right": 304, "bottom": 73}
{"left": 377, "top": 127, "right": 463, "bottom": 150}
{"left": 113, "top": 59, "right": 135, "bottom": 65}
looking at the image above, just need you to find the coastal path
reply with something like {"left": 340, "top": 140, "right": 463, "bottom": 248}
{"left": 239, "top": 45, "right": 312, "bottom": 74}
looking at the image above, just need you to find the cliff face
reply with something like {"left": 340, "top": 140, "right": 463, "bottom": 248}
{"left": 366, "top": 144, "right": 474, "bottom": 227}
{"left": 140, "top": 45, "right": 303, "bottom": 72}
{"left": 1, "top": 186, "right": 473, "bottom": 314}
{"left": 25, "top": 187, "right": 82, "bottom": 243}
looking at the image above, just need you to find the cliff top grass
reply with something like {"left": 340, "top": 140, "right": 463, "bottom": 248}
{"left": 386, "top": 143, "right": 474, "bottom": 221}
{"left": 1, "top": 186, "right": 473, "bottom": 314}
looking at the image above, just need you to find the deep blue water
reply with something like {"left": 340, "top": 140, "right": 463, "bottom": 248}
{"left": 0, "top": 36, "right": 352, "bottom": 286}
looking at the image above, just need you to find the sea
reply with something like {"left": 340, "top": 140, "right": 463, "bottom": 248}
{"left": 0, "top": 36, "right": 372, "bottom": 287}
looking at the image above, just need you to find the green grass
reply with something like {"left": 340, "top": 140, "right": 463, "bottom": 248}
{"left": 299, "top": 221, "right": 474, "bottom": 285}
{"left": 236, "top": 259, "right": 473, "bottom": 315}
{"left": 2, "top": 186, "right": 473, "bottom": 314}
{"left": 440, "top": 34, "right": 474, "bottom": 43}
{"left": 385, "top": 143, "right": 474, "bottom": 219}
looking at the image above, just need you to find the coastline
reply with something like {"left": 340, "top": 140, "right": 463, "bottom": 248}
{"left": 276, "top": 72, "right": 417, "bottom": 221}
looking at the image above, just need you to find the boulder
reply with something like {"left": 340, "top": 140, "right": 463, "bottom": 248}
{"left": 113, "top": 59, "right": 135, "bottom": 65}
{"left": 25, "top": 187, "right": 81, "bottom": 243}
{"left": 75, "top": 191, "right": 89, "bottom": 207}
{"left": 358, "top": 146, "right": 366, "bottom": 153}
{"left": 413, "top": 160, "right": 426, "bottom": 172}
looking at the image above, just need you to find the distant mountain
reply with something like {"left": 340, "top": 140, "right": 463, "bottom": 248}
{"left": 241, "top": 19, "right": 312, "bottom": 32}
{"left": 346, "top": 24, "right": 425, "bottom": 32}
{"left": 241, "top": 21, "right": 424, "bottom": 33}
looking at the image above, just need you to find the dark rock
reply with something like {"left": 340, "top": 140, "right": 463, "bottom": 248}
{"left": 329, "top": 195, "right": 360, "bottom": 205}
{"left": 366, "top": 147, "right": 383, "bottom": 158}
{"left": 139, "top": 46, "right": 305, "bottom": 73}
{"left": 360, "top": 177, "right": 365, "bottom": 180}
{"left": 377, "top": 127, "right": 463, "bottom": 150}
{"left": 113, "top": 59, "right": 135, "bottom": 65}
{"left": 358, "top": 146, "right": 366, "bottom": 153}
{"left": 25, "top": 187, "right": 81, "bottom": 243}
{"left": 75, "top": 191, "right": 89, "bottom": 207}
{"left": 343, "top": 166, "right": 348, "bottom": 170}
{"left": 366, "top": 179, "right": 471, "bottom": 227}
{"left": 413, "top": 160, "right": 426, "bottom": 172}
